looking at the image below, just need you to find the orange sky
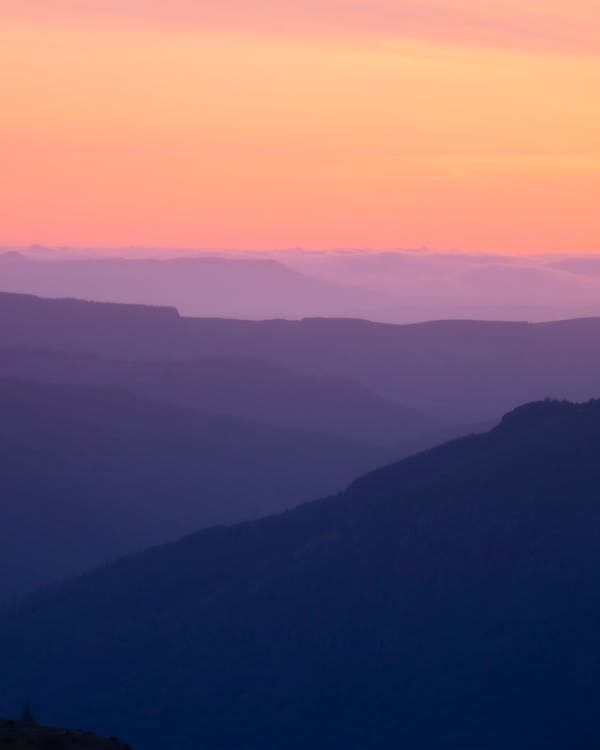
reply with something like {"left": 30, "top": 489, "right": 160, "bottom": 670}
{"left": 1, "top": 1, "right": 599, "bottom": 253}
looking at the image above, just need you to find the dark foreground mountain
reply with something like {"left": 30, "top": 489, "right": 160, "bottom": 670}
{"left": 1, "top": 399, "right": 599, "bottom": 749}
{"left": 2, "top": 291, "right": 600, "bottom": 421}
{"left": 0, "top": 378, "right": 392, "bottom": 602}
{"left": 0, "top": 717, "right": 130, "bottom": 749}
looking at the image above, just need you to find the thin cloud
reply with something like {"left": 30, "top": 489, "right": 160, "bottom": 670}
{"left": 2, "top": 0, "right": 599, "bottom": 54}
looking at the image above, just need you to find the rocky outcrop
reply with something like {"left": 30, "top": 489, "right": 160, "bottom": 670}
{"left": 0, "top": 718, "right": 130, "bottom": 749}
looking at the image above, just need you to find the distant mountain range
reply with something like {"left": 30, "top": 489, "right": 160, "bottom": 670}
{"left": 0, "top": 255, "right": 391, "bottom": 319}
{"left": 550, "top": 256, "right": 600, "bottom": 277}
{"left": 2, "top": 291, "right": 600, "bottom": 421}
{"left": 3, "top": 249, "right": 600, "bottom": 321}
{"left": 0, "top": 378, "right": 398, "bottom": 602}
{"left": 1, "top": 399, "right": 599, "bottom": 749}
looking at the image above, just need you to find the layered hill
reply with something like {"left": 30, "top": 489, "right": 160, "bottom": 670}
{"left": 0, "top": 378, "right": 393, "bottom": 602}
{"left": 0, "top": 348, "right": 442, "bottom": 449}
{"left": 0, "top": 255, "right": 390, "bottom": 319}
{"left": 1, "top": 399, "right": 599, "bottom": 748}
{"left": 3, "top": 250, "right": 600, "bottom": 322}
{"left": 2, "top": 291, "right": 600, "bottom": 421}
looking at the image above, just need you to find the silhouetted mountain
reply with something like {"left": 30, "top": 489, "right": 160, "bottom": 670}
{"left": 0, "top": 717, "right": 130, "bottom": 749}
{"left": 1, "top": 399, "right": 599, "bottom": 749}
{"left": 0, "top": 378, "right": 393, "bottom": 602}
{"left": 0, "top": 348, "right": 442, "bottom": 448}
{"left": 2, "top": 291, "right": 600, "bottom": 421}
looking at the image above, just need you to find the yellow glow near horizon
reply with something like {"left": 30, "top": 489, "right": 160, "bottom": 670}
{"left": 2, "top": 9, "right": 599, "bottom": 252}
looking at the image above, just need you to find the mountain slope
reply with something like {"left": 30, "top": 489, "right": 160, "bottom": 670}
{"left": 0, "top": 378, "right": 392, "bottom": 602}
{"left": 1, "top": 400, "right": 599, "bottom": 748}
{"left": 2, "top": 291, "right": 600, "bottom": 421}
{"left": 0, "top": 348, "right": 442, "bottom": 448}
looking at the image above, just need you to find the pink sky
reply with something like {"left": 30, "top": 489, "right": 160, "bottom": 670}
{"left": 1, "top": 0, "right": 599, "bottom": 252}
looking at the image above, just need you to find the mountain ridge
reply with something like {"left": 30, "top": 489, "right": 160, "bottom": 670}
{"left": 1, "top": 398, "right": 599, "bottom": 748}
{"left": 2, "top": 290, "right": 600, "bottom": 421}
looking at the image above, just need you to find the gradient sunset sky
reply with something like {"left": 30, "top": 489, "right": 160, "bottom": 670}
{"left": 2, "top": 1, "right": 599, "bottom": 253}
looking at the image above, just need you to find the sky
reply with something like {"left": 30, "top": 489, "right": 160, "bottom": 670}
{"left": 1, "top": 1, "right": 599, "bottom": 253}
